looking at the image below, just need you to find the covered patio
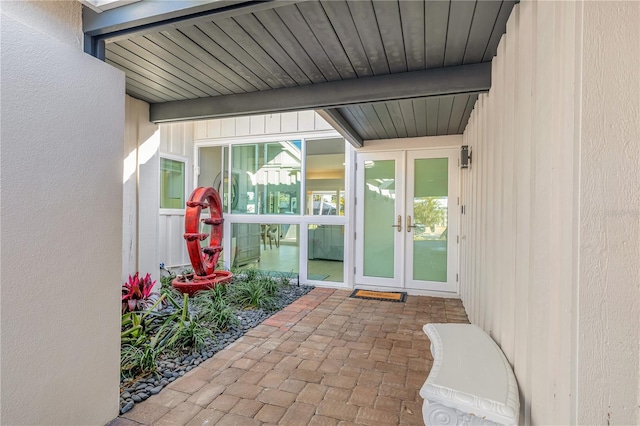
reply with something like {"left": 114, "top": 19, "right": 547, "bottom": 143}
{"left": 1, "top": 1, "right": 638, "bottom": 425}
{"left": 112, "top": 289, "right": 468, "bottom": 425}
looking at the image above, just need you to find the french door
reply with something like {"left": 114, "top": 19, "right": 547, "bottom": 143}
{"left": 355, "top": 149, "right": 458, "bottom": 293}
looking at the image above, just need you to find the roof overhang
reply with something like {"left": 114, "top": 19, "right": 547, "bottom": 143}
{"left": 83, "top": 0, "right": 517, "bottom": 145}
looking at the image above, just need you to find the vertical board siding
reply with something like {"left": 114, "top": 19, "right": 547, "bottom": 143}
{"left": 552, "top": 4, "right": 577, "bottom": 423}
{"left": 298, "top": 110, "right": 316, "bottom": 131}
{"left": 250, "top": 115, "right": 267, "bottom": 134}
{"left": 577, "top": 3, "right": 639, "bottom": 424}
{"left": 123, "top": 96, "right": 160, "bottom": 284}
{"left": 511, "top": 3, "right": 534, "bottom": 422}
{"left": 459, "top": 3, "right": 581, "bottom": 424}
{"left": 192, "top": 111, "right": 332, "bottom": 140}
{"left": 159, "top": 214, "right": 190, "bottom": 269}
{"left": 159, "top": 122, "right": 194, "bottom": 270}
{"left": 265, "top": 113, "right": 281, "bottom": 134}
{"left": 281, "top": 112, "right": 299, "bottom": 133}
{"left": 501, "top": 10, "right": 517, "bottom": 364}
{"left": 221, "top": 118, "right": 236, "bottom": 137}
{"left": 235, "top": 116, "right": 251, "bottom": 136}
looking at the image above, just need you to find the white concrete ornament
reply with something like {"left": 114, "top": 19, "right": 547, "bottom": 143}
{"left": 421, "top": 323, "right": 520, "bottom": 426}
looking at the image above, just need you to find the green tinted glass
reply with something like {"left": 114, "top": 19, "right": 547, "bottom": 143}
{"left": 412, "top": 158, "right": 448, "bottom": 282}
{"left": 363, "top": 160, "right": 395, "bottom": 278}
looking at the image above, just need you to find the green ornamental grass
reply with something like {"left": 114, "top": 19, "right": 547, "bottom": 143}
{"left": 120, "top": 268, "right": 294, "bottom": 381}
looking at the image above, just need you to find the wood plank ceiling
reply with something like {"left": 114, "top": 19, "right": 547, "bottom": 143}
{"left": 104, "top": 0, "right": 516, "bottom": 141}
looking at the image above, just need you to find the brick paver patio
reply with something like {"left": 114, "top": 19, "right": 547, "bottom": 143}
{"left": 111, "top": 288, "right": 469, "bottom": 425}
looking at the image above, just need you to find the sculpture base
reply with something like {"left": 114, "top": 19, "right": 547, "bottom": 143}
{"left": 171, "top": 271, "right": 233, "bottom": 296}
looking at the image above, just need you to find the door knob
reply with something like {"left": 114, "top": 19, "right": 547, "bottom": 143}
{"left": 390, "top": 215, "right": 402, "bottom": 232}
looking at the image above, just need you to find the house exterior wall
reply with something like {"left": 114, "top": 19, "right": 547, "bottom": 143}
{"left": 193, "top": 110, "right": 333, "bottom": 140}
{"left": 361, "top": 135, "right": 463, "bottom": 151}
{"left": 0, "top": 1, "right": 124, "bottom": 424}
{"left": 159, "top": 122, "right": 194, "bottom": 271}
{"left": 459, "top": 1, "right": 639, "bottom": 424}
{"left": 123, "top": 96, "right": 160, "bottom": 284}
{"left": 578, "top": 2, "right": 639, "bottom": 424}
{"left": 0, "top": 0, "right": 83, "bottom": 49}
{"left": 124, "top": 103, "right": 193, "bottom": 281}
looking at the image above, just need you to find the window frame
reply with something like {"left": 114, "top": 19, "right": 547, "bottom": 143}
{"left": 192, "top": 130, "right": 354, "bottom": 287}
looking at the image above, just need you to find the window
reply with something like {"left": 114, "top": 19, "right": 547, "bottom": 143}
{"left": 305, "top": 138, "right": 345, "bottom": 216}
{"left": 160, "top": 157, "right": 185, "bottom": 209}
{"left": 198, "top": 146, "right": 233, "bottom": 210}
{"left": 231, "top": 223, "right": 299, "bottom": 276}
{"left": 307, "top": 224, "right": 344, "bottom": 282}
{"left": 196, "top": 135, "right": 350, "bottom": 284}
{"left": 231, "top": 141, "right": 301, "bottom": 215}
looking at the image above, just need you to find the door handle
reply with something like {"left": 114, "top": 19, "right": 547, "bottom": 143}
{"left": 390, "top": 215, "right": 402, "bottom": 232}
{"left": 407, "top": 215, "right": 413, "bottom": 232}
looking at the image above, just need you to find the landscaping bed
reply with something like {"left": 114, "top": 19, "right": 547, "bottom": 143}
{"left": 119, "top": 270, "right": 313, "bottom": 414}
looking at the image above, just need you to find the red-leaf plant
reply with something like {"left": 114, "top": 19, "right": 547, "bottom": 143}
{"left": 122, "top": 272, "right": 158, "bottom": 313}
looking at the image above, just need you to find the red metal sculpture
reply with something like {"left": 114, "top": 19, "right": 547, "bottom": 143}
{"left": 172, "top": 187, "right": 232, "bottom": 295}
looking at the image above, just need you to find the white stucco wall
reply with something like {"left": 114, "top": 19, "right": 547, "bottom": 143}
{"left": 0, "top": 2, "right": 124, "bottom": 424}
{"left": 460, "top": 1, "right": 639, "bottom": 424}
{"left": 0, "top": 0, "right": 83, "bottom": 49}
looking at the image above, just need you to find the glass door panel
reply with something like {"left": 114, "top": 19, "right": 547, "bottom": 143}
{"left": 412, "top": 158, "right": 448, "bottom": 282}
{"left": 356, "top": 152, "right": 403, "bottom": 288}
{"left": 363, "top": 160, "right": 395, "bottom": 278}
{"left": 406, "top": 150, "right": 458, "bottom": 292}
